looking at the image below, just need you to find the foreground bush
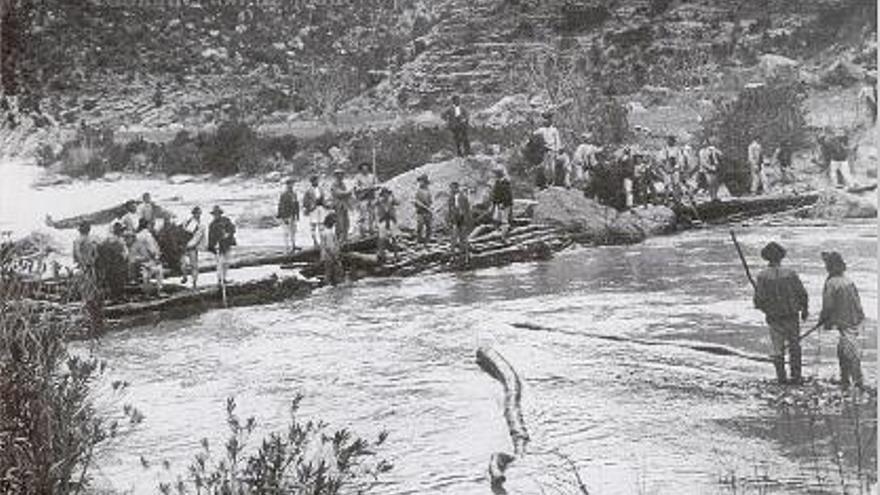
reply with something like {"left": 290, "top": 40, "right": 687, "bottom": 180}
{"left": 157, "top": 396, "right": 391, "bottom": 495}
{"left": 0, "top": 257, "right": 139, "bottom": 494}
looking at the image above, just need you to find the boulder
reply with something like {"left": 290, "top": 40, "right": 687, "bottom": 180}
{"left": 757, "top": 54, "right": 799, "bottom": 81}
{"left": 533, "top": 187, "right": 618, "bottom": 242}
{"left": 382, "top": 154, "right": 502, "bottom": 231}
{"left": 608, "top": 213, "right": 647, "bottom": 244}
{"left": 820, "top": 60, "right": 864, "bottom": 87}
{"left": 617, "top": 205, "right": 677, "bottom": 236}
{"left": 800, "top": 189, "right": 878, "bottom": 219}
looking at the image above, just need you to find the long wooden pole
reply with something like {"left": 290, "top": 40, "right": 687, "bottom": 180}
{"left": 729, "top": 229, "right": 756, "bottom": 289}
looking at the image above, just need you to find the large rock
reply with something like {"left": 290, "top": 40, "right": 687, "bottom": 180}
{"left": 534, "top": 189, "right": 678, "bottom": 244}
{"left": 616, "top": 205, "right": 677, "bottom": 237}
{"left": 801, "top": 189, "right": 878, "bottom": 219}
{"left": 757, "top": 54, "right": 799, "bottom": 81}
{"left": 533, "top": 188, "right": 618, "bottom": 242}
{"left": 383, "top": 154, "right": 502, "bottom": 231}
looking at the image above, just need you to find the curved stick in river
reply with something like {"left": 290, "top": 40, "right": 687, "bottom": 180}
{"left": 476, "top": 346, "right": 529, "bottom": 493}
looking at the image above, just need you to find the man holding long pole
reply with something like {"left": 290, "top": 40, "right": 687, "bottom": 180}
{"left": 752, "top": 241, "right": 809, "bottom": 385}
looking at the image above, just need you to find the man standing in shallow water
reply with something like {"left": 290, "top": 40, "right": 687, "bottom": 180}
{"left": 753, "top": 241, "right": 809, "bottom": 385}
{"left": 819, "top": 251, "right": 866, "bottom": 391}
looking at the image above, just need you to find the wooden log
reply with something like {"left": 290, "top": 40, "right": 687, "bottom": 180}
{"left": 680, "top": 192, "right": 821, "bottom": 224}
{"left": 476, "top": 346, "right": 529, "bottom": 493}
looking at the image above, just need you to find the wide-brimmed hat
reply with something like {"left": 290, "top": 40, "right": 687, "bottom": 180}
{"left": 192, "top": 206, "right": 202, "bottom": 214}
{"left": 333, "top": 168, "right": 345, "bottom": 175}
{"left": 210, "top": 205, "right": 224, "bottom": 215}
{"left": 821, "top": 251, "right": 846, "bottom": 273}
{"left": 449, "top": 181, "right": 460, "bottom": 188}
{"left": 379, "top": 187, "right": 392, "bottom": 196}
{"left": 761, "top": 241, "right": 786, "bottom": 262}
{"left": 285, "top": 177, "right": 295, "bottom": 185}
{"left": 417, "top": 174, "right": 430, "bottom": 183}
{"left": 493, "top": 166, "right": 506, "bottom": 176}
{"left": 541, "top": 110, "right": 554, "bottom": 119}
{"left": 309, "top": 174, "right": 319, "bottom": 182}
{"left": 358, "top": 162, "right": 371, "bottom": 171}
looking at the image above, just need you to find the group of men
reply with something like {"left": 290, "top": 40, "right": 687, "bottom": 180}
{"left": 754, "top": 242, "right": 866, "bottom": 391}
{"left": 273, "top": 162, "right": 515, "bottom": 283}
{"left": 72, "top": 192, "right": 238, "bottom": 305}
{"left": 531, "top": 111, "right": 732, "bottom": 209}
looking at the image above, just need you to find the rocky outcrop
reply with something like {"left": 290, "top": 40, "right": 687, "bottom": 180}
{"left": 382, "top": 154, "right": 502, "bottom": 231}
{"left": 798, "top": 188, "right": 878, "bottom": 219}
{"left": 534, "top": 188, "right": 678, "bottom": 244}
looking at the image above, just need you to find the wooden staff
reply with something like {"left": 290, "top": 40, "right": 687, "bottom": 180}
{"left": 729, "top": 229, "right": 756, "bottom": 289}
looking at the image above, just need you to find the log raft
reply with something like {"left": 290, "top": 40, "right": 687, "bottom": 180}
{"left": 676, "top": 191, "right": 822, "bottom": 224}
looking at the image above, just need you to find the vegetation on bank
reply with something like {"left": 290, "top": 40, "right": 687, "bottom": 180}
{"left": 152, "top": 396, "right": 391, "bottom": 495}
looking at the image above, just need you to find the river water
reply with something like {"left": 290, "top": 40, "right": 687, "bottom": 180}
{"left": 82, "top": 220, "right": 876, "bottom": 495}
{"left": 2, "top": 160, "right": 875, "bottom": 494}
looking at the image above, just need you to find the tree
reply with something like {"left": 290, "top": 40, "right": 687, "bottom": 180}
{"left": 700, "top": 80, "right": 808, "bottom": 194}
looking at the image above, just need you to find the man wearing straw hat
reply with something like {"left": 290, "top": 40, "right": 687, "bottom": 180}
{"left": 207, "top": 205, "right": 236, "bottom": 287}
{"left": 753, "top": 241, "right": 809, "bottom": 384}
{"left": 180, "top": 206, "right": 207, "bottom": 289}
{"left": 276, "top": 178, "right": 300, "bottom": 254}
{"left": 534, "top": 110, "right": 563, "bottom": 188}
{"left": 354, "top": 162, "right": 378, "bottom": 237}
{"left": 302, "top": 175, "right": 326, "bottom": 248}
{"left": 414, "top": 174, "right": 433, "bottom": 246}
{"left": 819, "top": 251, "right": 866, "bottom": 391}
{"left": 330, "top": 169, "right": 353, "bottom": 244}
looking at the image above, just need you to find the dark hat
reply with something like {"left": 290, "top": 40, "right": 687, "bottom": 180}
{"left": 309, "top": 174, "right": 319, "bottom": 182}
{"left": 78, "top": 221, "right": 91, "bottom": 234}
{"left": 760, "top": 241, "right": 786, "bottom": 262}
{"left": 821, "top": 251, "right": 846, "bottom": 273}
{"left": 379, "top": 187, "right": 392, "bottom": 196}
{"left": 192, "top": 206, "right": 202, "bottom": 214}
{"left": 358, "top": 162, "right": 371, "bottom": 171}
{"left": 450, "top": 181, "right": 460, "bottom": 187}
{"left": 417, "top": 174, "right": 430, "bottom": 183}
{"left": 541, "top": 110, "right": 554, "bottom": 119}
{"left": 111, "top": 221, "right": 125, "bottom": 235}
{"left": 210, "top": 205, "right": 223, "bottom": 215}
{"left": 285, "top": 177, "right": 295, "bottom": 184}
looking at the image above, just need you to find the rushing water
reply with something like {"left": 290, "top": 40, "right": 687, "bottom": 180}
{"left": 75, "top": 220, "right": 876, "bottom": 495}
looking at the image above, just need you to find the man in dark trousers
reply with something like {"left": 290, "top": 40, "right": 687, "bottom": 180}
{"left": 277, "top": 178, "right": 300, "bottom": 254}
{"left": 753, "top": 241, "right": 809, "bottom": 385}
{"left": 443, "top": 95, "right": 471, "bottom": 157}
{"left": 490, "top": 167, "right": 514, "bottom": 241}
{"left": 208, "top": 205, "right": 236, "bottom": 286}
{"left": 819, "top": 251, "right": 866, "bottom": 391}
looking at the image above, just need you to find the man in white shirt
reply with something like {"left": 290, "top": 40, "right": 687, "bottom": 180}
{"left": 748, "top": 138, "right": 766, "bottom": 194}
{"left": 534, "top": 111, "right": 562, "bottom": 186}
{"left": 697, "top": 140, "right": 723, "bottom": 201}
{"left": 572, "top": 133, "right": 602, "bottom": 189}
{"left": 180, "top": 206, "right": 207, "bottom": 289}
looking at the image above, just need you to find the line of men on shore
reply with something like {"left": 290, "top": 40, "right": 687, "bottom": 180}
{"left": 753, "top": 242, "right": 866, "bottom": 391}
{"left": 530, "top": 111, "right": 858, "bottom": 211}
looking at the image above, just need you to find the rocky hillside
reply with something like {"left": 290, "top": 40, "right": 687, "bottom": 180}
{"left": 0, "top": 0, "right": 875, "bottom": 154}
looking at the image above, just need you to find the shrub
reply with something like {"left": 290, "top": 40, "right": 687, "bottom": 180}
{"left": 202, "top": 120, "right": 260, "bottom": 176}
{"left": 155, "top": 396, "right": 391, "bottom": 495}
{"left": 700, "top": 80, "right": 809, "bottom": 195}
{"left": 0, "top": 257, "right": 141, "bottom": 494}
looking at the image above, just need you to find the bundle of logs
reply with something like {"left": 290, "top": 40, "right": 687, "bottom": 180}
{"left": 297, "top": 223, "right": 573, "bottom": 280}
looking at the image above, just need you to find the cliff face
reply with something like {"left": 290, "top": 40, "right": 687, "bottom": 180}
{"left": 0, "top": 0, "right": 876, "bottom": 130}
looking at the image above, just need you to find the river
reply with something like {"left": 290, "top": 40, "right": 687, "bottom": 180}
{"left": 2, "top": 160, "right": 875, "bottom": 494}
{"left": 78, "top": 220, "right": 876, "bottom": 495}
